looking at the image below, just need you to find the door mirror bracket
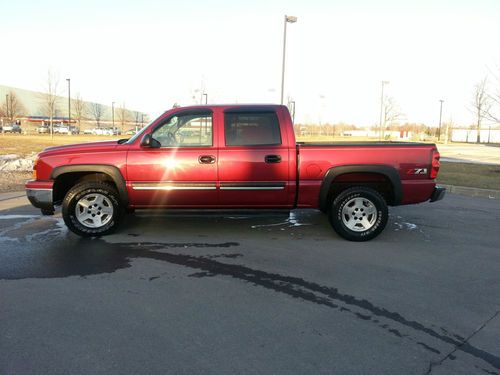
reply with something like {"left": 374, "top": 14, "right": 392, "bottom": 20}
{"left": 140, "top": 134, "right": 161, "bottom": 148}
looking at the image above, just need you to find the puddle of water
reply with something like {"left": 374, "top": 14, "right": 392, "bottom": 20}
{"left": 0, "top": 215, "right": 40, "bottom": 220}
{"left": 251, "top": 211, "right": 312, "bottom": 229}
{"left": 0, "top": 215, "right": 67, "bottom": 243}
{"left": 25, "top": 218, "right": 68, "bottom": 242}
{"left": 394, "top": 221, "right": 418, "bottom": 231}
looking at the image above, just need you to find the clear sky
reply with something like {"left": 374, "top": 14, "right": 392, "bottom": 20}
{"left": 1, "top": 0, "right": 499, "bottom": 126}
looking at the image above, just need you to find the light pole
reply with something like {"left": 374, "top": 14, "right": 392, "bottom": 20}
{"left": 111, "top": 102, "right": 115, "bottom": 132}
{"left": 203, "top": 93, "right": 208, "bottom": 105}
{"left": 378, "top": 81, "right": 389, "bottom": 140}
{"left": 5, "top": 94, "right": 9, "bottom": 122}
{"left": 281, "top": 15, "right": 297, "bottom": 105}
{"left": 438, "top": 99, "right": 444, "bottom": 141}
{"left": 66, "top": 79, "right": 71, "bottom": 130}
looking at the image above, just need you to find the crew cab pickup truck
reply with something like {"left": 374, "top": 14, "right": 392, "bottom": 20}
{"left": 26, "top": 104, "right": 445, "bottom": 241}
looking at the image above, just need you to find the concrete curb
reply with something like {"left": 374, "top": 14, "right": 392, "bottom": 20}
{"left": 0, "top": 191, "right": 26, "bottom": 201}
{"left": 439, "top": 184, "right": 499, "bottom": 199}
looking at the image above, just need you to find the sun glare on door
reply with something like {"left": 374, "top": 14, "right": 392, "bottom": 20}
{"left": 162, "top": 158, "right": 181, "bottom": 169}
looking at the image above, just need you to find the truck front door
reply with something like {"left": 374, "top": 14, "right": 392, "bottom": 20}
{"left": 127, "top": 109, "right": 218, "bottom": 207}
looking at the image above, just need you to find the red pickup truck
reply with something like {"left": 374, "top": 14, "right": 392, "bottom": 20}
{"left": 26, "top": 104, "right": 444, "bottom": 241}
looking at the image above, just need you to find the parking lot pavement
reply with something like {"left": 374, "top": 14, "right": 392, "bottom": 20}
{"left": 1, "top": 194, "right": 499, "bottom": 375}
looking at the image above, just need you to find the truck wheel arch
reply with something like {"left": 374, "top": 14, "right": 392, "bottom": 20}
{"left": 319, "top": 165, "right": 402, "bottom": 211}
{"left": 51, "top": 165, "right": 128, "bottom": 207}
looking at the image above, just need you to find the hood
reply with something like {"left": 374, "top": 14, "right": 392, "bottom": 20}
{"left": 40, "top": 140, "right": 119, "bottom": 156}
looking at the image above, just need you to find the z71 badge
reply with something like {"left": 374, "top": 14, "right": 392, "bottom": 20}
{"left": 409, "top": 168, "right": 428, "bottom": 175}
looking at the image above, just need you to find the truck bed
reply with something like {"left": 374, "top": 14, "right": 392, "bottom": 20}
{"left": 296, "top": 142, "right": 438, "bottom": 208}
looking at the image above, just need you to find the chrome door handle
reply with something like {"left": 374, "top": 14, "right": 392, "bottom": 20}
{"left": 265, "top": 155, "right": 282, "bottom": 163}
{"left": 199, "top": 155, "right": 216, "bottom": 164}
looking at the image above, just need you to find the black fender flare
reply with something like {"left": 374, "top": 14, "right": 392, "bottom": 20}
{"left": 319, "top": 165, "right": 402, "bottom": 211}
{"left": 51, "top": 164, "right": 128, "bottom": 206}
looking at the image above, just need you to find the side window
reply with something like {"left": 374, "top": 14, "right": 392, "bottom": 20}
{"left": 224, "top": 112, "right": 282, "bottom": 146}
{"left": 152, "top": 113, "right": 212, "bottom": 147}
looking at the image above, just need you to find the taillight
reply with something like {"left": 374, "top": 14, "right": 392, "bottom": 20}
{"left": 430, "top": 150, "right": 440, "bottom": 179}
{"left": 33, "top": 158, "right": 38, "bottom": 180}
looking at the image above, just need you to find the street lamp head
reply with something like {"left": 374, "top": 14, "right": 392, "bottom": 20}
{"left": 285, "top": 15, "right": 298, "bottom": 23}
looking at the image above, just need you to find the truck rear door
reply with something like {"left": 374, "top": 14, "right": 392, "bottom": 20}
{"left": 217, "top": 108, "right": 290, "bottom": 207}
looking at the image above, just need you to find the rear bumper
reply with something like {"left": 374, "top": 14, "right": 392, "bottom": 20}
{"left": 25, "top": 180, "right": 54, "bottom": 212}
{"left": 430, "top": 186, "right": 446, "bottom": 202}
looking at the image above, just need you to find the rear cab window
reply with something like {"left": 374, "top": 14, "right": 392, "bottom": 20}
{"left": 224, "top": 111, "right": 282, "bottom": 146}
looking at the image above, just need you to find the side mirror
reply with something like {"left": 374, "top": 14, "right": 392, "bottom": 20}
{"left": 140, "top": 134, "right": 161, "bottom": 148}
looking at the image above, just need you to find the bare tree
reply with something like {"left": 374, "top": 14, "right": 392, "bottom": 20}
{"left": 488, "top": 95, "right": 500, "bottom": 122}
{"left": 382, "top": 96, "right": 404, "bottom": 138}
{"left": 471, "top": 78, "right": 491, "bottom": 143}
{"left": 133, "top": 111, "right": 141, "bottom": 129}
{"left": 116, "top": 102, "right": 131, "bottom": 134}
{"left": 73, "top": 93, "right": 86, "bottom": 130}
{"left": 39, "top": 70, "right": 59, "bottom": 138}
{"left": 443, "top": 117, "right": 454, "bottom": 144}
{"left": 88, "top": 102, "right": 104, "bottom": 128}
{"left": 486, "top": 68, "right": 500, "bottom": 122}
{"left": 1, "top": 91, "right": 25, "bottom": 122}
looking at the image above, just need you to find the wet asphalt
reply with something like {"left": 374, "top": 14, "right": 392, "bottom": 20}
{"left": 1, "top": 193, "right": 499, "bottom": 374}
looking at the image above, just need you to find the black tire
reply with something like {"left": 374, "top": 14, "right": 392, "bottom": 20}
{"left": 329, "top": 186, "right": 388, "bottom": 241}
{"left": 62, "top": 181, "right": 123, "bottom": 237}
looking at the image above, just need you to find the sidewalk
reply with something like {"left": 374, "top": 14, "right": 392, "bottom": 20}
{"left": 438, "top": 143, "right": 500, "bottom": 165}
{"left": 438, "top": 184, "right": 500, "bottom": 199}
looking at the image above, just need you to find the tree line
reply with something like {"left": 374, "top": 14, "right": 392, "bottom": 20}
{"left": 1, "top": 70, "right": 147, "bottom": 137}
{"left": 2, "top": 69, "right": 500, "bottom": 141}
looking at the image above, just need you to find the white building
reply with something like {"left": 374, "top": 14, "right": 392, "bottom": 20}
{"left": 451, "top": 128, "right": 500, "bottom": 143}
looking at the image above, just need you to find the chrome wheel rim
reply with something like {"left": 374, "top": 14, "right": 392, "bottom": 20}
{"left": 75, "top": 193, "right": 114, "bottom": 228}
{"left": 341, "top": 197, "right": 377, "bottom": 232}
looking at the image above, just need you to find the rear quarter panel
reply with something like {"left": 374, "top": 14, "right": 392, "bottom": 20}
{"left": 297, "top": 143, "right": 437, "bottom": 207}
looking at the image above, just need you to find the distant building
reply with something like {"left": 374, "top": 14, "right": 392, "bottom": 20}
{"left": 0, "top": 84, "right": 148, "bottom": 133}
{"left": 341, "top": 129, "right": 412, "bottom": 140}
{"left": 451, "top": 128, "right": 500, "bottom": 143}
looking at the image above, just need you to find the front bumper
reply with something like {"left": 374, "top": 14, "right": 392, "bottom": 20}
{"left": 430, "top": 186, "right": 446, "bottom": 202}
{"left": 26, "top": 180, "right": 54, "bottom": 213}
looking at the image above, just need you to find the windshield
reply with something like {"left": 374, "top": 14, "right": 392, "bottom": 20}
{"left": 125, "top": 121, "right": 154, "bottom": 144}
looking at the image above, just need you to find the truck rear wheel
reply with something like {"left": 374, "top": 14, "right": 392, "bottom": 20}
{"left": 329, "top": 186, "right": 388, "bottom": 241}
{"left": 62, "top": 181, "right": 122, "bottom": 237}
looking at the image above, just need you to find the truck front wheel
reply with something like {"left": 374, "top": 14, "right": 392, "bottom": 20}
{"left": 62, "top": 181, "right": 122, "bottom": 237}
{"left": 329, "top": 186, "right": 388, "bottom": 241}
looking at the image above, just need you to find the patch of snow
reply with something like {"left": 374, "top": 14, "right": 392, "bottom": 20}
{"left": 0, "top": 153, "right": 37, "bottom": 172}
{"left": 0, "top": 154, "right": 19, "bottom": 161}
